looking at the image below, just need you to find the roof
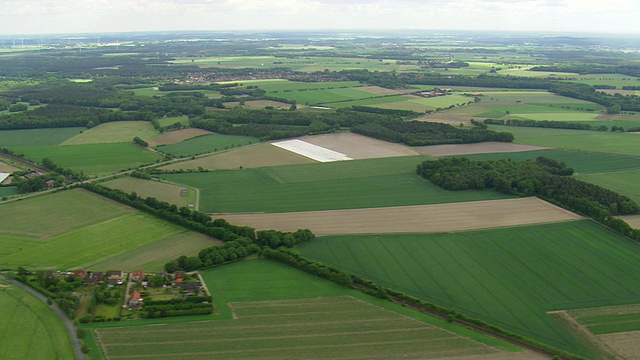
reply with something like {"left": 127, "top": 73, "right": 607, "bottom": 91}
{"left": 130, "top": 290, "right": 141, "bottom": 301}
{"left": 0, "top": 173, "right": 10, "bottom": 183}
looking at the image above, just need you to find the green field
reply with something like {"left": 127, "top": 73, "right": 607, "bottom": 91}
{"left": 569, "top": 305, "right": 640, "bottom": 335}
{"left": 297, "top": 220, "right": 640, "bottom": 358}
{"left": 0, "top": 187, "right": 18, "bottom": 198}
{"left": 0, "top": 127, "right": 83, "bottom": 147}
{"left": 160, "top": 156, "right": 513, "bottom": 213}
{"left": 87, "top": 259, "right": 523, "bottom": 360}
{"left": 87, "top": 231, "right": 220, "bottom": 272}
{"left": 0, "top": 212, "right": 185, "bottom": 270}
{"left": 489, "top": 125, "right": 640, "bottom": 156}
{"left": 61, "top": 121, "right": 158, "bottom": 145}
{"left": 156, "top": 133, "right": 259, "bottom": 157}
{"left": 101, "top": 176, "right": 195, "bottom": 208}
{"left": 10, "top": 143, "right": 163, "bottom": 175}
{"left": 157, "top": 115, "right": 189, "bottom": 127}
{"left": 0, "top": 189, "right": 134, "bottom": 238}
{"left": 0, "top": 282, "right": 75, "bottom": 359}
{"left": 577, "top": 170, "right": 640, "bottom": 205}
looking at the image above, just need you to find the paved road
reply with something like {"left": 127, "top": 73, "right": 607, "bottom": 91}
{"left": 0, "top": 274, "right": 84, "bottom": 360}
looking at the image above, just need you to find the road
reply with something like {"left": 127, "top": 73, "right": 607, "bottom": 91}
{"left": 0, "top": 274, "right": 84, "bottom": 360}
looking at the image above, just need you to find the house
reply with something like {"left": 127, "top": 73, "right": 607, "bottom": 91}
{"left": 86, "top": 271, "right": 104, "bottom": 285}
{"left": 44, "top": 180, "right": 56, "bottom": 188}
{"left": 131, "top": 270, "right": 144, "bottom": 282}
{"left": 128, "top": 290, "right": 142, "bottom": 309}
{"left": 106, "top": 270, "right": 125, "bottom": 285}
{"left": 23, "top": 172, "right": 39, "bottom": 179}
{"left": 174, "top": 271, "right": 185, "bottom": 281}
{"left": 73, "top": 270, "right": 87, "bottom": 279}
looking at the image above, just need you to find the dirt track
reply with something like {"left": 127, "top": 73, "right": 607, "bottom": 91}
{"left": 214, "top": 197, "right": 582, "bottom": 235}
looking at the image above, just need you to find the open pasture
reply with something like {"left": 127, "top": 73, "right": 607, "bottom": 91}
{"left": 0, "top": 189, "right": 133, "bottom": 238}
{"left": 159, "top": 142, "right": 315, "bottom": 171}
{"left": 156, "top": 115, "right": 189, "bottom": 128}
{"left": 0, "top": 160, "right": 20, "bottom": 172}
{"left": 298, "top": 220, "right": 640, "bottom": 358}
{"left": 277, "top": 86, "right": 380, "bottom": 105}
{"left": 0, "top": 187, "right": 18, "bottom": 197}
{"left": 489, "top": 125, "right": 640, "bottom": 156}
{"left": 216, "top": 197, "right": 582, "bottom": 235}
{"left": 0, "top": 127, "right": 83, "bottom": 147}
{"left": 0, "top": 283, "right": 75, "bottom": 359}
{"left": 11, "top": 143, "right": 163, "bottom": 176}
{"left": 577, "top": 170, "right": 640, "bottom": 205}
{"left": 61, "top": 121, "right": 158, "bottom": 145}
{"left": 0, "top": 212, "right": 185, "bottom": 270}
{"left": 156, "top": 133, "right": 259, "bottom": 157}
{"left": 95, "top": 296, "right": 518, "bottom": 360}
{"left": 146, "top": 128, "right": 211, "bottom": 147}
{"left": 160, "top": 156, "right": 513, "bottom": 213}
{"left": 101, "top": 176, "right": 195, "bottom": 208}
{"left": 87, "top": 231, "right": 220, "bottom": 272}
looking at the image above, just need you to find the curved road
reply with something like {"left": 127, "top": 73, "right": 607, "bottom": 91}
{"left": 0, "top": 274, "right": 84, "bottom": 360}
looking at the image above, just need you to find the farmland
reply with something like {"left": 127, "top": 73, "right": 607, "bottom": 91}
{"left": 0, "top": 281, "right": 75, "bottom": 359}
{"left": 90, "top": 260, "right": 532, "bottom": 360}
{"left": 61, "top": 121, "right": 158, "bottom": 145}
{"left": 146, "top": 128, "right": 211, "bottom": 147}
{"left": 0, "top": 127, "right": 83, "bottom": 147}
{"left": 155, "top": 133, "right": 259, "bottom": 157}
{"left": 297, "top": 220, "right": 640, "bottom": 358}
{"left": 160, "top": 156, "right": 513, "bottom": 213}
{"left": 101, "top": 176, "right": 196, "bottom": 208}
{"left": 9, "top": 143, "right": 163, "bottom": 176}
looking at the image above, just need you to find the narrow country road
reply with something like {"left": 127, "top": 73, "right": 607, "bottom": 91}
{"left": 0, "top": 274, "right": 84, "bottom": 360}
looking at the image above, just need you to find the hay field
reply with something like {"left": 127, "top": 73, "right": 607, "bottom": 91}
{"left": 298, "top": 220, "right": 640, "bottom": 358}
{"left": 101, "top": 176, "right": 194, "bottom": 207}
{"left": 146, "top": 128, "right": 211, "bottom": 147}
{"left": 0, "top": 283, "right": 75, "bottom": 359}
{"left": 159, "top": 143, "right": 316, "bottom": 171}
{"left": 299, "top": 132, "right": 421, "bottom": 159}
{"left": 215, "top": 197, "right": 582, "bottom": 235}
{"left": 0, "top": 160, "right": 19, "bottom": 172}
{"left": 415, "top": 142, "right": 549, "bottom": 157}
{"left": 61, "top": 121, "right": 158, "bottom": 145}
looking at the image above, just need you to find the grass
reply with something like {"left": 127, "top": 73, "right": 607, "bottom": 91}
{"left": 488, "top": 125, "right": 640, "bottom": 156}
{"left": 297, "top": 220, "right": 640, "bottom": 358}
{"left": 10, "top": 143, "right": 163, "bottom": 176}
{"left": 0, "top": 212, "right": 186, "bottom": 270}
{"left": 0, "top": 127, "right": 83, "bottom": 146}
{"left": 156, "top": 133, "right": 259, "bottom": 157}
{"left": 0, "top": 187, "right": 18, "bottom": 198}
{"left": 101, "top": 176, "right": 195, "bottom": 208}
{"left": 159, "top": 156, "right": 513, "bottom": 213}
{"left": 0, "top": 283, "right": 75, "bottom": 359}
{"left": 577, "top": 170, "right": 640, "bottom": 205}
{"left": 87, "top": 231, "right": 221, "bottom": 272}
{"left": 61, "top": 121, "right": 158, "bottom": 145}
{"left": 157, "top": 115, "right": 189, "bottom": 127}
{"left": 0, "top": 189, "right": 134, "bottom": 238}
{"left": 86, "top": 259, "right": 524, "bottom": 360}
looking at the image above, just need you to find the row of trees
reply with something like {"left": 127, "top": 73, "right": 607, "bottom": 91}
{"left": 417, "top": 156, "right": 639, "bottom": 220}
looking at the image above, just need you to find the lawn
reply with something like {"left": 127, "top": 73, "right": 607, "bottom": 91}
{"left": 0, "top": 212, "right": 186, "bottom": 270}
{"left": 0, "top": 127, "right": 84, "bottom": 147}
{"left": 10, "top": 142, "right": 163, "bottom": 176}
{"left": 0, "top": 189, "right": 134, "bottom": 238}
{"left": 160, "top": 156, "right": 513, "bottom": 213}
{"left": 61, "top": 121, "right": 158, "bottom": 145}
{"left": 297, "top": 220, "right": 640, "bottom": 358}
{"left": 87, "top": 231, "right": 221, "bottom": 272}
{"left": 0, "top": 283, "right": 75, "bottom": 359}
{"left": 101, "top": 176, "right": 195, "bottom": 208}
{"left": 156, "top": 133, "right": 259, "bottom": 157}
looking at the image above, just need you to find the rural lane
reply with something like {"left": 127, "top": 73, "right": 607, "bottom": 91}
{"left": 0, "top": 274, "right": 85, "bottom": 360}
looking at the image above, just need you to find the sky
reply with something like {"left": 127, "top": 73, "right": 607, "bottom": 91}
{"left": 0, "top": 0, "right": 638, "bottom": 35}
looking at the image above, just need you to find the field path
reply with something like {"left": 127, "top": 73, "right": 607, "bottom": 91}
{"left": 214, "top": 197, "right": 582, "bottom": 235}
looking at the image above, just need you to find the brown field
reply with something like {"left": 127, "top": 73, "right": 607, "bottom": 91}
{"left": 598, "top": 331, "right": 640, "bottom": 360}
{"left": 214, "top": 197, "right": 582, "bottom": 235}
{"left": 0, "top": 161, "right": 19, "bottom": 173}
{"left": 357, "top": 86, "right": 409, "bottom": 96}
{"left": 618, "top": 215, "right": 640, "bottom": 229}
{"left": 415, "top": 142, "right": 549, "bottom": 157}
{"left": 225, "top": 100, "right": 293, "bottom": 109}
{"left": 146, "top": 128, "right": 212, "bottom": 147}
{"left": 101, "top": 176, "right": 192, "bottom": 207}
{"left": 159, "top": 143, "right": 316, "bottom": 171}
{"left": 299, "top": 132, "right": 421, "bottom": 159}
